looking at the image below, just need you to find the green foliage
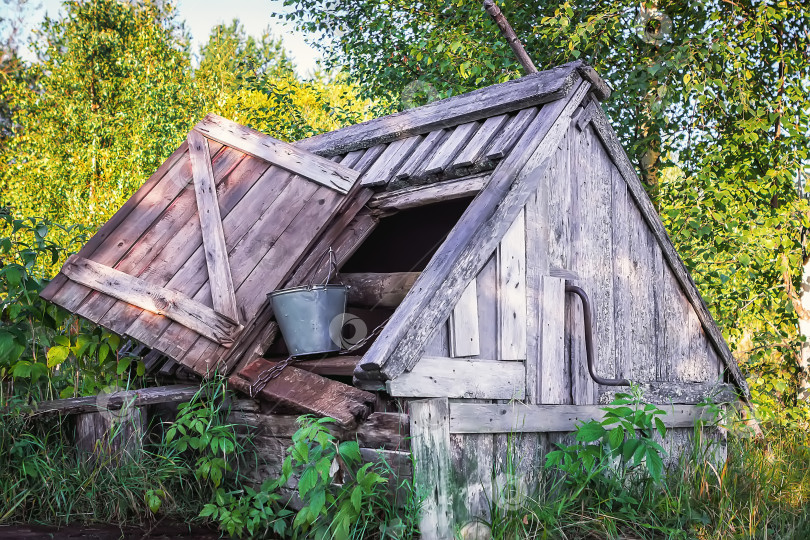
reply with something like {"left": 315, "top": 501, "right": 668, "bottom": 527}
{"left": 545, "top": 387, "right": 668, "bottom": 518}
{"left": 279, "top": 415, "right": 405, "bottom": 540}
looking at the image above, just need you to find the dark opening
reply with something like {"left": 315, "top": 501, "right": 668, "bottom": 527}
{"left": 340, "top": 196, "right": 474, "bottom": 273}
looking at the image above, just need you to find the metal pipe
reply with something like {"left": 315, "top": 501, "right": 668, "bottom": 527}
{"left": 565, "top": 284, "right": 631, "bottom": 387}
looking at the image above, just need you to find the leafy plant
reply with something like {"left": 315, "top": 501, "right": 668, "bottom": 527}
{"left": 545, "top": 386, "right": 668, "bottom": 516}
{"left": 280, "top": 415, "right": 391, "bottom": 540}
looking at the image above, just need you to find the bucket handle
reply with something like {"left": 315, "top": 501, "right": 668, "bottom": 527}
{"left": 308, "top": 247, "right": 339, "bottom": 289}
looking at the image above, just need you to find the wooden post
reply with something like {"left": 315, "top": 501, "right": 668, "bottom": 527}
{"left": 75, "top": 406, "right": 146, "bottom": 463}
{"left": 409, "top": 398, "right": 454, "bottom": 539}
{"left": 482, "top": 0, "right": 538, "bottom": 74}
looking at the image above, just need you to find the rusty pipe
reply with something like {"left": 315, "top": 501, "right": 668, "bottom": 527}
{"left": 565, "top": 284, "right": 631, "bottom": 387}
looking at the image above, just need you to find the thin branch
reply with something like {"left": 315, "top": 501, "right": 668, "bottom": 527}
{"left": 481, "top": 0, "right": 538, "bottom": 74}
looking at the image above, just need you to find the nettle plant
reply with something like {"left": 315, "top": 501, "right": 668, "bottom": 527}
{"left": 546, "top": 387, "right": 668, "bottom": 512}
{"left": 281, "top": 416, "right": 390, "bottom": 540}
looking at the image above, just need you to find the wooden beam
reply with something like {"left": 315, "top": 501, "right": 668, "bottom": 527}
{"left": 287, "top": 355, "right": 360, "bottom": 377}
{"left": 356, "top": 77, "right": 591, "bottom": 382}
{"left": 194, "top": 113, "right": 359, "bottom": 194}
{"left": 232, "top": 358, "right": 375, "bottom": 429}
{"left": 449, "top": 403, "right": 716, "bottom": 434}
{"left": 61, "top": 255, "right": 241, "bottom": 345}
{"left": 297, "top": 62, "right": 583, "bottom": 156}
{"left": 23, "top": 385, "right": 200, "bottom": 416}
{"left": 337, "top": 272, "right": 420, "bottom": 309}
{"left": 409, "top": 398, "right": 455, "bottom": 539}
{"left": 386, "top": 357, "right": 526, "bottom": 400}
{"left": 187, "top": 130, "right": 239, "bottom": 321}
{"left": 369, "top": 174, "right": 488, "bottom": 212}
{"left": 600, "top": 382, "right": 738, "bottom": 406}
{"left": 540, "top": 276, "right": 568, "bottom": 404}
{"left": 584, "top": 101, "right": 750, "bottom": 401}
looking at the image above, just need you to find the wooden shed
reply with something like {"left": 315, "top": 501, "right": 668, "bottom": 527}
{"left": 41, "top": 60, "right": 749, "bottom": 537}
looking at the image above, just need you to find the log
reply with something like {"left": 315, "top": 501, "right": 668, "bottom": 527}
{"left": 233, "top": 358, "right": 375, "bottom": 429}
{"left": 25, "top": 385, "right": 201, "bottom": 416}
{"left": 338, "top": 272, "right": 420, "bottom": 308}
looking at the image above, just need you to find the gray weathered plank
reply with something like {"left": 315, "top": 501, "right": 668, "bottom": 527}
{"left": 188, "top": 130, "right": 239, "bottom": 321}
{"left": 359, "top": 136, "right": 422, "bottom": 187}
{"left": 449, "top": 281, "right": 481, "bottom": 357}
{"left": 475, "top": 253, "right": 498, "bottom": 361}
{"left": 298, "top": 62, "right": 582, "bottom": 156}
{"left": 356, "top": 78, "right": 591, "bottom": 382}
{"left": 24, "top": 385, "right": 200, "bottom": 416}
{"left": 599, "top": 382, "right": 738, "bottom": 406}
{"left": 394, "top": 130, "right": 445, "bottom": 180}
{"left": 485, "top": 107, "right": 539, "bottom": 160}
{"left": 497, "top": 209, "right": 527, "bottom": 361}
{"left": 423, "top": 121, "right": 480, "bottom": 175}
{"left": 539, "top": 276, "right": 568, "bottom": 404}
{"left": 339, "top": 272, "right": 419, "bottom": 308}
{"left": 194, "top": 113, "right": 359, "bottom": 193}
{"left": 449, "top": 402, "right": 715, "bottom": 434}
{"left": 451, "top": 114, "right": 510, "bottom": 169}
{"left": 387, "top": 357, "right": 525, "bottom": 400}
{"left": 369, "top": 173, "right": 488, "bottom": 212}
{"left": 61, "top": 255, "right": 240, "bottom": 344}
{"left": 409, "top": 398, "right": 455, "bottom": 539}
{"left": 451, "top": 431, "right": 493, "bottom": 534}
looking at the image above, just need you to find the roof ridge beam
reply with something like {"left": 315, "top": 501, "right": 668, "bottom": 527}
{"left": 298, "top": 62, "right": 593, "bottom": 157}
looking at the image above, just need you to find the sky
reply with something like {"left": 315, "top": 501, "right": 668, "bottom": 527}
{"left": 14, "top": 0, "right": 323, "bottom": 77}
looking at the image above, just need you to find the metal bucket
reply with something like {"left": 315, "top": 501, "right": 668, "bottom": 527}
{"left": 268, "top": 284, "right": 348, "bottom": 357}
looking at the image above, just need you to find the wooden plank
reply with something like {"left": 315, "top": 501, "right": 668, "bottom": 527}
{"left": 423, "top": 121, "right": 480, "bottom": 175}
{"left": 485, "top": 107, "right": 539, "bottom": 160}
{"left": 449, "top": 403, "right": 716, "bottom": 434}
{"left": 497, "top": 209, "right": 527, "bottom": 361}
{"left": 394, "top": 129, "right": 446, "bottom": 180}
{"left": 409, "top": 398, "right": 454, "bottom": 539}
{"left": 122, "top": 167, "right": 304, "bottom": 354}
{"left": 298, "top": 62, "right": 581, "bottom": 156}
{"left": 540, "top": 276, "right": 568, "bottom": 404}
{"left": 451, "top": 431, "right": 493, "bottom": 532}
{"left": 423, "top": 321, "right": 449, "bottom": 358}
{"left": 369, "top": 173, "right": 488, "bottom": 212}
{"left": 356, "top": 78, "right": 591, "bottom": 382}
{"left": 611, "top": 169, "right": 660, "bottom": 383}
{"left": 356, "top": 412, "right": 410, "bottom": 451}
{"left": 525, "top": 188, "right": 550, "bottom": 404}
{"left": 194, "top": 113, "right": 359, "bottom": 193}
{"left": 188, "top": 130, "right": 239, "bottom": 321}
{"left": 338, "top": 272, "right": 420, "bottom": 308}
{"left": 387, "top": 357, "right": 525, "bottom": 400}
{"left": 449, "top": 280, "right": 481, "bottom": 357}
{"left": 88, "top": 149, "right": 257, "bottom": 336}
{"left": 76, "top": 147, "right": 245, "bottom": 333}
{"left": 475, "top": 253, "right": 498, "bottom": 360}
{"left": 585, "top": 102, "right": 749, "bottom": 400}
{"left": 451, "top": 114, "right": 510, "bottom": 169}
{"left": 291, "top": 356, "right": 360, "bottom": 377}
{"left": 599, "top": 382, "right": 738, "bottom": 406}
{"left": 61, "top": 256, "right": 240, "bottom": 345}
{"left": 359, "top": 136, "right": 422, "bottom": 187}
{"left": 40, "top": 142, "right": 191, "bottom": 303}
{"left": 232, "top": 358, "right": 375, "bottom": 429}
{"left": 23, "top": 385, "right": 200, "bottom": 416}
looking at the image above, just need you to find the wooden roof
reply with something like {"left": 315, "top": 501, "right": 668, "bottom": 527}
{"left": 40, "top": 60, "right": 750, "bottom": 417}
